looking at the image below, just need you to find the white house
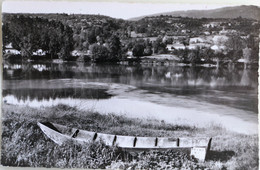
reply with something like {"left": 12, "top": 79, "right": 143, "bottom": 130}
{"left": 212, "top": 35, "right": 229, "bottom": 45}
{"left": 188, "top": 43, "right": 210, "bottom": 49}
{"left": 71, "top": 50, "right": 79, "bottom": 56}
{"left": 4, "top": 43, "right": 20, "bottom": 55}
{"left": 167, "top": 44, "right": 186, "bottom": 51}
{"left": 210, "top": 45, "right": 226, "bottom": 52}
{"left": 204, "top": 32, "right": 210, "bottom": 35}
{"left": 126, "top": 50, "right": 133, "bottom": 56}
{"left": 130, "top": 31, "right": 144, "bottom": 38}
{"left": 203, "top": 22, "right": 220, "bottom": 28}
{"left": 33, "top": 49, "right": 46, "bottom": 56}
{"left": 189, "top": 37, "right": 206, "bottom": 44}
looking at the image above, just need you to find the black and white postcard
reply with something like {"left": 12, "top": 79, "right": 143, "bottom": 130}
{"left": 1, "top": 1, "right": 259, "bottom": 169}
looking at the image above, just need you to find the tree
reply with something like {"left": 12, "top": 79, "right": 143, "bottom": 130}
{"left": 243, "top": 47, "right": 252, "bottom": 64}
{"left": 19, "top": 35, "right": 33, "bottom": 58}
{"left": 144, "top": 46, "right": 153, "bottom": 56}
{"left": 246, "top": 34, "right": 259, "bottom": 62}
{"left": 108, "top": 34, "right": 121, "bottom": 59}
{"left": 225, "top": 35, "right": 243, "bottom": 51}
{"left": 82, "top": 41, "right": 90, "bottom": 52}
{"left": 87, "top": 28, "right": 97, "bottom": 44}
{"left": 132, "top": 44, "right": 145, "bottom": 57}
{"left": 89, "top": 44, "right": 110, "bottom": 62}
{"left": 180, "top": 48, "right": 190, "bottom": 63}
{"left": 59, "top": 26, "right": 74, "bottom": 60}
{"left": 2, "top": 23, "right": 12, "bottom": 51}
{"left": 200, "top": 47, "right": 215, "bottom": 63}
{"left": 246, "top": 34, "right": 255, "bottom": 49}
{"left": 153, "top": 37, "right": 167, "bottom": 54}
{"left": 225, "top": 34, "right": 244, "bottom": 61}
{"left": 48, "top": 28, "right": 61, "bottom": 59}
{"left": 182, "top": 37, "right": 190, "bottom": 47}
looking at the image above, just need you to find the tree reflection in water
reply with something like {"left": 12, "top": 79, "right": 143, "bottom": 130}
{"left": 3, "top": 61, "right": 258, "bottom": 113}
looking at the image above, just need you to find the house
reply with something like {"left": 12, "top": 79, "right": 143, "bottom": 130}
{"left": 181, "top": 30, "right": 187, "bottom": 34}
{"left": 188, "top": 43, "right": 210, "bottom": 49}
{"left": 212, "top": 35, "right": 229, "bottom": 45}
{"left": 4, "top": 43, "right": 20, "bottom": 55}
{"left": 189, "top": 37, "right": 206, "bottom": 44}
{"left": 252, "top": 22, "right": 258, "bottom": 26}
{"left": 210, "top": 45, "right": 226, "bottom": 52}
{"left": 203, "top": 22, "right": 220, "bottom": 28}
{"left": 130, "top": 31, "right": 144, "bottom": 38}
{"left": 166, "top": 44, "right": 175, "bottom": 51}
{"left": 72, "top": 50, "right": 91, "bottom": 57}
{"left": 228, "top": 30, "right": 237, "bottom": 34}
{"left": 139, "top": 37, "right": 157, "bottom": 43}
{"left": 160, "top": 30, "right": 166, "bottom": 34}
{"left": 204, "top": 32, "right": 210, "bottom": 35}
{"left": 219, "top": 27, "right": 228, "bottom": 35}
{"left": 71, "top": 50, "right": 79, "bottom": 56}
{"left": 126, "top": 50, "right": 133, "bottom": 56}
{"left": 167, "top": 44, "right": 186, "bottom": 50}
{"left": 33, "top": 49, "right": 46, "bottom": 56}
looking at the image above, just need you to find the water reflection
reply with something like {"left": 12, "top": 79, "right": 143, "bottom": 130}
{"left": 2, "top": 61, "right": 258, "bottom": 113}
{"left": 3, "top": 88, "right": 112, "bottom": 102}
{"left": 3, "top": 62, "right": 258, "bottom": 88}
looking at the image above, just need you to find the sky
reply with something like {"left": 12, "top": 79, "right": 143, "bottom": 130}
{"left": 2, "top": 1, "right": 259, "bottom": 20}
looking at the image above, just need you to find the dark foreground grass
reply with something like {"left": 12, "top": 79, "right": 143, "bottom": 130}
{"left": 1, "top": 104, "right": 258, "bottom": 169}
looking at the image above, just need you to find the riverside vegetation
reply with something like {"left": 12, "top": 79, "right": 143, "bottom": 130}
{"left": 1, "top": 104, "right": 258, "bottom": 169}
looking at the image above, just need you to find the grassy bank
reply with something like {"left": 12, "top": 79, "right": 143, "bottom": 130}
{"left": 1, "top": 103, "right": 258, "bottom": 169}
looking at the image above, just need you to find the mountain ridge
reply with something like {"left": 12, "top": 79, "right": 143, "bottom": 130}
{"left": 129, "top": 5, "right": 260, "bottom": 21}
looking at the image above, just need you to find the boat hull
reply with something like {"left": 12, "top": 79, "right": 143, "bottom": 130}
{"left": 37, "top": 122, "right": 212, "bottom": 162}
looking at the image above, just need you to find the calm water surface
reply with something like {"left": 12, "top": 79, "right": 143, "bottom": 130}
{"left": 2, "top": 61, "right": 258, "bottom": 134}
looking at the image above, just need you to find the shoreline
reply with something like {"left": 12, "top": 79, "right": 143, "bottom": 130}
{"left": 3, "top": 92, "right": 258, "bottom": 135}
{"left": 3, "top": 55, "right": 259, "bottom": 67}
{"left": 1, "top": 103, "right": 258, "bottom": 169}
{"left": 2, "top": 103, "right": 258, "bottom": 137}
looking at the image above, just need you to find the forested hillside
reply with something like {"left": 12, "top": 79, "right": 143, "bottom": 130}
{"left": 2, "top": 11, "right": 260, "bottom": 63}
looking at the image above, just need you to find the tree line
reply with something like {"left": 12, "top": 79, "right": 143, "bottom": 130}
{"left": 2, "top": 14, "right": 259, "bottom": 63}
{"left": 3, "top": 15, "right": 74, "bottom": 60}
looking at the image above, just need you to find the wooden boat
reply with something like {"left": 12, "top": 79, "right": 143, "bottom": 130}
{"left": 37, "top": 122, "right": 212, "bottom": 162}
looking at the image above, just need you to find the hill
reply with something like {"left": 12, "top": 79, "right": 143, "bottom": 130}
{"left": 130, "top": 5, "right": 260, "bottom": 21}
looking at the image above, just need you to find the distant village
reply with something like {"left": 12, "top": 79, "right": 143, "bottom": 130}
{"left": 3, "top": 13, "right": 259, "bottom": 67}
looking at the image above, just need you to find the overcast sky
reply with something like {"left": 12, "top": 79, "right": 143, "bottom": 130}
{"left": 2, "top": 1, "right": 259, "bottom": 19}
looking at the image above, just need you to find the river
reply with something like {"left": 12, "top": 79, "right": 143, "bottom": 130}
{"left": 2, "top": 61, "right": 258, "bottom": 134}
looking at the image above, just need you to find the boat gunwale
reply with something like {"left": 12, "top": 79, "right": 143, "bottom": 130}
{"left": 38, "top": 121, "right": 212, "bottom": 148}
